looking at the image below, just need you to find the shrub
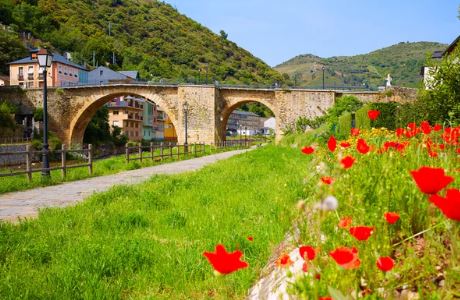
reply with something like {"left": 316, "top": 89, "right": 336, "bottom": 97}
{"left": 355, "top": 104, "right": 371, "bottom": 130}
{"left": 369, "top": 102, "right": 398, "bottom": 130}
{"left": 337, "top": 111, "right": 351, "bottom": 139}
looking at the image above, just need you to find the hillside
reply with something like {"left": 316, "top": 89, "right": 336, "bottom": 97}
{"left": 275, "top": 42, "right": 446, "bottom": 89}
{"left": 0, "top": 0, "right": 283, "bottom": 85}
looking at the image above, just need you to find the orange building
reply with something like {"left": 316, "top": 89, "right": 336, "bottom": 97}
{"left": 163, "top": 114, "right": 177, "bottom": 142}
{"left": 107, "top": 96, "right": 144, "bottom": 142}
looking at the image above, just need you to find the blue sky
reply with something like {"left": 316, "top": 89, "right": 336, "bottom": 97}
{"left": 163, "top": 0, "right": 459, "bottom": 66}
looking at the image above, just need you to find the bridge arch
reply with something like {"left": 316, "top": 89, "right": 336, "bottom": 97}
{"left": 69, "top": 91, "right": 178, "bottom": 146}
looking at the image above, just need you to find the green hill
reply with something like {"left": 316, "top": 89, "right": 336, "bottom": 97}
{"left": 275, "top": 42, "right": 447, "bottom": 89}
{"left": 0, "top": 0, "right": 283, "bottom": 85}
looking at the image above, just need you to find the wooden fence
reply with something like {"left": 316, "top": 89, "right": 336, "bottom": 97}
{"left": 0, "top": 144, "right": 93, "bottom": 181}
{"left": 0, "top": 137, "right": 32, "bottom": 145}
{"left": 125, "top": 142, "right": 206, "bottom": 163}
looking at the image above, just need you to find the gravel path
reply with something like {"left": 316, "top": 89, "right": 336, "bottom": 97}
{"left": 0, "top": 148, "right": 251, "bottom": 222}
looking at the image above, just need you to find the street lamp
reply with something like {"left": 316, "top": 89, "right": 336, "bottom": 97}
{"left": 183, "top": 101, "right": 189, "bottom": 153}
{"left": 37, "top": 48, "right": 53, "bottom": 178}
{"left": 322, "top": 66, "right": 325, "bottom": 90}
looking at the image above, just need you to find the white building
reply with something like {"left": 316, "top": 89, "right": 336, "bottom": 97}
{"left": 262, "top": 117, "right": 276, "bottom": 135}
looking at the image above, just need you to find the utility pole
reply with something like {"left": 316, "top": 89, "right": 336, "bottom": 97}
{"left": 109, "top": 22, "right": 115, "bottom": 65}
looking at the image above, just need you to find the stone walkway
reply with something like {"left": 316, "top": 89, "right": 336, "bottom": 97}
{"left": 0, "top": 148, "right": 251, "bottom": 222}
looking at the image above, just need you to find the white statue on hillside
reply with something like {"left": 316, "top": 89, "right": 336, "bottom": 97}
{"left": 386, "top": 74, "right": 392, "bottom": 88}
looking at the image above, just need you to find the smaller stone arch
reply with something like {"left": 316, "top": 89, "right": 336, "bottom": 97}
{"left": 69, "top": 90, "right": 178, "bottom": 146}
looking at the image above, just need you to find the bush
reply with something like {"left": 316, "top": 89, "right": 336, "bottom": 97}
{"left": 395, "top": 102, "right": 425, "bottom": 128}
{"left": 355, "top": 104, "right": 371, "bottom": 130}
{"left": 337, "top": 111, "right": 351, "bottom": 139}
{"left": 369, "top": 102, "right": 398, "bottom": 130}
{"left": 326, "top": 95, "right": 362, "bottom": 124}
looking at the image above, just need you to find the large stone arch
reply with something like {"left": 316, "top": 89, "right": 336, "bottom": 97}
{"left": 69, "top": 90, "right": 178, "bottom": 146}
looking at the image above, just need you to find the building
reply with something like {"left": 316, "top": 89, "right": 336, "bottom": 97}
{"left": 262, "top": 117, "right": 276, "bottom": 135}
{"left": 226, "top": 110, "right": 266, "bottom": 136}
{"left": 0, "top": 75, "right": 10, "bottom": 86}
{"left": 8, "top": 50, "right": 88, "bottom": 88}
{"left": 421, "top": 36, "right": 459, "bottom": 89}
{"left": 107, "top": 95, "right": 144, "bottom": 142}
{"left": 143, "top": 101, "right": 154, "bottom": 140}
{"left": 163, "top": 114, "right": 177, "bottom": 142}
{"left": 88, "top": 66, "right": 138, "bottom": 85}
{"left": 153, "top": 106, "right": 165, "bottom": 141}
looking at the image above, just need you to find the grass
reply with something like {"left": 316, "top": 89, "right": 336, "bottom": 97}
{"left": 0, "top": 144, "right": 248, "bottom": 195}
{"left": 0, "top": 145, "right": 308, "bottom": 299}
{"left": 283, "top": 128, "right": 460, "bottom": 299}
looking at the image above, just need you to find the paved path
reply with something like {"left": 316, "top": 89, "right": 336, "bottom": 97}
{"left": 0, "top": 148, "right": 251, "bottom": 222}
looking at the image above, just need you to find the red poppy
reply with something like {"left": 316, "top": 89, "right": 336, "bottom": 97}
{"left": 329, "top": 247, "right": 361, "bottom": 269}
{"left": 276, "top": 253, "right": 293, "bottom": 268}
{"left": 384, "top": 212, "right": 400, "bottom": 224}
{"left": 395, "top": 128, "right": 405, "bottom": 137}
{"left": 351, "top": 128, "right": 360, "bottom": 136}
{"left": 315, "top": 273, "right": 321, "bottom": 280}
{"left": 368, "top": 110, "right": 380, "bottom": 121}
{"left": 328, "top": 136, "right": 337, "bottom": 152}
{"left": 301, "top": 146, "right": 314, "bottom": 155}
{"left": 457, "top": 148, "right": 460, "bottom": 154}
{"left": 302, "top": 261, "right": 309, "bottom": 272}
{"left": 247, "top": 236, "right": 254, "bottom": 242}
{"left": 407, "top": 122, "right": 417, "bottom": 130}
{"left": 349, "top": 226, "right": 374, "bottom": 241}
{"left": 299, "top": 245, "right": 316, "bottom": 261}
{"left": 420, "top": 121, "right": 432, "bottom": 135}
{"left": 429, "top": 189, "right": 460, "bottom": 221}
{"left": 340, "top": 141, "right": 351, "bottom": 148}
{"left": 341, "top": 156, "right": 356, "bottom": 169}
{"left": 428, "top": 151, "right": 438, "bottom": 158}
{"left": 410, "top": 167, "right": 454, "bottom": 195}
{"left": 357, "top": 138, "right": 371, "bottom": 154}
{"left": 338, "top": 216, "right": 352, "bottom": 229}
{"left": 433, "top": 124, "right": 442, "bottom": 131}
{"left": 376, "top": 256, "right": 395, "bottom": 272}
{"left": 203, "top": 244, "right": 249, "bottom": 275}
{"left": 319, "top": 297, "right": 332, "bottom": 300}
{"left": 321, "top": 176, "right": 334, "bottom": 185}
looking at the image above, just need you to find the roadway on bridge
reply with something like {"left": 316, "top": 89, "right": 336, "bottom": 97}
{"left": 0, "top": 148, "right": 252, "bottom": 222}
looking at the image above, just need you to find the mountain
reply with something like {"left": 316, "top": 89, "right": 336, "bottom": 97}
{"left": 0, "top": 0, "right": 284, "bottom": 85}
{"left": 274, "top": 42, "right": 447, "bottom": 89}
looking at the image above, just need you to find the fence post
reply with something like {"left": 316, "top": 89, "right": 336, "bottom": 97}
{"left": 61, "top": 144, "right": 67, "bottom": 179}
{"left": 193, "top": 143, "right": 197, "bottom": 157}
{"left": 25, "top": 144, "right": 32, "bottom": 182}
{"left": 160, "top": 142, "right": 164, "bottom": 160}
{"left": 138, "top": 143, "right": 143, "bottom": 163}
{"left": 125, "top": 144, "right": 130, "bottom": 163}
{"left": 169, "top": 142, "right": 173, "bottom": 159}
{"left": 150, "top": 142, "right": 154, "bottom": 160}
{"left": 88, "top": 144, "right": 93, "bottom": 175}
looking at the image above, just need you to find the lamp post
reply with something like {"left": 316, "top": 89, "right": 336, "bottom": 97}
{"left": 183, "top": 101, "right": 189, "bottom": 153}
{"left": 322, "top": 66, "right": 325, "bottom": 90}
{"left": 244, "top": 126, "right": 247, "bottom": 147}
{"left": 37, "top": 49, "right": 53, "bottom": 178}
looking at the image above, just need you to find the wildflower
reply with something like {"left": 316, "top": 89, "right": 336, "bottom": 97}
{"left": 301, "top": 146, "right": 314, "bottom": 155}
{"left": 319, "top": 297, "right": 332, "bottom": 300}
{"left": 203, "top": 244, "right": 248, "bottom": 275}
{"left": 357, "top": 138, "right": 371, "bottom": 154}
{"left": 433, "top": 124, "right": 442, "bottom": 131}
{"left": 328, "top": 135, "right": 337, "bottom": 152}
{"left": 330, "top": 247, "right": 361, "bottom": 269}
{"left": 302, "top": 262, "right": 308, "bottom": 272}
{"left": 340, "top": 141, "right": 351, "bottom": 148}
{"left": 429, "top": 189, "right": 460, "bottom": 221}
{"left": 349, "top": 226, "right": 374, "bottom": 241}
{"left": 320, "top": 195, "right": 339, "bottom": 211}
{"left": 376, "top": 256, "right": 395, "bottom": 272}
{"left": 247, "top": 236, "right": 254, "bottom": 242}
{"left": 351, "top": 128, "right": 360, "bottom": 136}
{"left": 368, "top": 110, "right": 380, "bottom": 121}
{"left": 420, "top": 121, "right": 431, "bottom": 135}
{"left": 384, "top": 212, "right": 400, "bottom": 224}
{"left": 341, "top": 156, "right": 355, "bottom": 169}
{"left": 321, "top": 176, "right": 334, "bottom": 185}
{"left": 395, "top": 128, "right": 405, "bottom": 137}
{"left": 299, "top": 245, "right": 316, "bottom": 261}
{"left": 338, "top": 216, "right": 353, "bottom": 229}
{"left": 276, "top": 253, "right": 293, "bottom": 268}
{"left": 410, "top": 167, "right": 454, "bottom": 195}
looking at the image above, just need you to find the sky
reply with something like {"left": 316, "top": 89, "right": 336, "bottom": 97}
{"left": 163, "top": 0, "right": 459, "bottom": 66}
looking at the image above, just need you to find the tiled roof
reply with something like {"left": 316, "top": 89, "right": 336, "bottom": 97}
{"left": 8, "top": 53, "right": 87, "bottom": 70}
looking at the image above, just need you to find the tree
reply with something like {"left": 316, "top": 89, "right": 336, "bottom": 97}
{"left": 0, "top": 28, "right": 27, "bottom": 74}
{"left": 219, "top": 30, "right": 228, "bottom": 40}
{"left": 83, "top": 106, "right": 112, "bottom": 146}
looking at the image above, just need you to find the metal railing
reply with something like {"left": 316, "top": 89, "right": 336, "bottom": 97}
{"left": 125, "top": 142, "right": 205, "bottom": 163}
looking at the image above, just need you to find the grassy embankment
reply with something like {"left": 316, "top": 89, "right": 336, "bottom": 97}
{"left": 0, "top": 145, "right": 308, "bottom": 299}
{"left": 0, "top": 144, "right": 247, "bottom": 195}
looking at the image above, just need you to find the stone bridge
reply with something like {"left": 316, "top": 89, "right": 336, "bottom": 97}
{"left": 0, "top": 84, "right": 383, "bottom": 146}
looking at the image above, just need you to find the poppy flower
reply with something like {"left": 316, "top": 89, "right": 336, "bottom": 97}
{"left": 368, "top": 110, "right": 380, "bottom": 121}
{"left": 302, "top": 262, "right": 308, "bottom": 272}
{"left": 407, "top": 122, "right": 417, "bottom": 130}
{"left": 376, "top": 256, "right": 395, "bottom": 272}
{"left": 351, "top": 128, "right": 360, "bottom": 136}
{"left": 428, "top": 151, "right": 438, "bottom": 158}
{"left": 420, "top": 121, "right": 432, "bottom": 135}
{"left": 276, "top": 253, "right": 293, "bottom": 268}
{"left": 457, "top": 148, "right": 460, "bottom": 154}
{"left": 319, "top": 297, "right": 332, "bottom": 300}
{"left": 341, "top": 156, "right": 355, "bottom": 169}
{"left": 338, "top": 216, "right": 352, "bottom": 229}
{"left": 384, "top": 212, "right": 400, "bottom": 224}
{"left": 429, "top": 189, "right": 460, "bottom": 221}
{"left": 433, "top": 124, "right": 442, "bottom": 131}
{"left": 299, "top": 245, "right": 316, "bottom": 261}
{"left": 357, "top": 138, "right": 371, "bottom": 154}
{"left": 301, "top": 146, "right": 314, "bottom": 155}
{"left": 328, "top": 136, "right": 337, "bottom": 152}
{"left": 395, "top": 128, "right": 405, "bottom": 137}
{"left": 349, "top": 226, "right": 374, "bottom": 241}
{"left": 410, "top": 167, "right": 454, "bottom": 195}
{"left": 329, "top": 247, "right": 361, "bottom": 269}
{"left": 315, "top": 273, "right": 321, "bottom": 280}
{"left": 203, "top": 244, "right": 248, "bottom": 275}
{"left": 321, "top": 176, "right": 334, "bottom": 185}
{"left": 340, "top": 141, "right": 351, "bottom": 148}
{"left": 247, "top": 236, "right": 254, "bottom": 242}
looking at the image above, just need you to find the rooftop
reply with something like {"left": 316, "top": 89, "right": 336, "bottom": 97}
{"left": 8, "top": 53, "right": 87, "bottom": 70}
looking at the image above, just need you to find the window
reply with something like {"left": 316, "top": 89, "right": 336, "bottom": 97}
{"left": 113, "top": 121, "right": 120, "bottom": 127}
{"left": 113, "top": 111, "right": 119, "bottom": 115}
{"left": 100, "top": 70, "right": 103, "bottom": 76}
{"left": 18, "top": 67, "right": 23, "bottom": 76}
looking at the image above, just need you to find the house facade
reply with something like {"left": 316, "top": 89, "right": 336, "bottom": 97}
{"left": 88, "top": 66, "right": 138, "bottom": 85}
{"left": 227, "top": 110, "right": 266, "bottom": 136}
{"left": 107, "top": 96, "right": 144, "bottom": 142}
{"left": 8, "top": 51, "right": 88, "bottom": 88}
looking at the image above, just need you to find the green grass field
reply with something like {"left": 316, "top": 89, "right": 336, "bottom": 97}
{"left": 0, "top": 145, "right": 308, "bottom": 299}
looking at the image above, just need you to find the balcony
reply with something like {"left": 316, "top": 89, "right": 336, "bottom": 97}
{"left": 27, "top": 74, "right": 34, "bottom": 81}
{"left": 17, "top": 75, "right": 24, "bottom": 81}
